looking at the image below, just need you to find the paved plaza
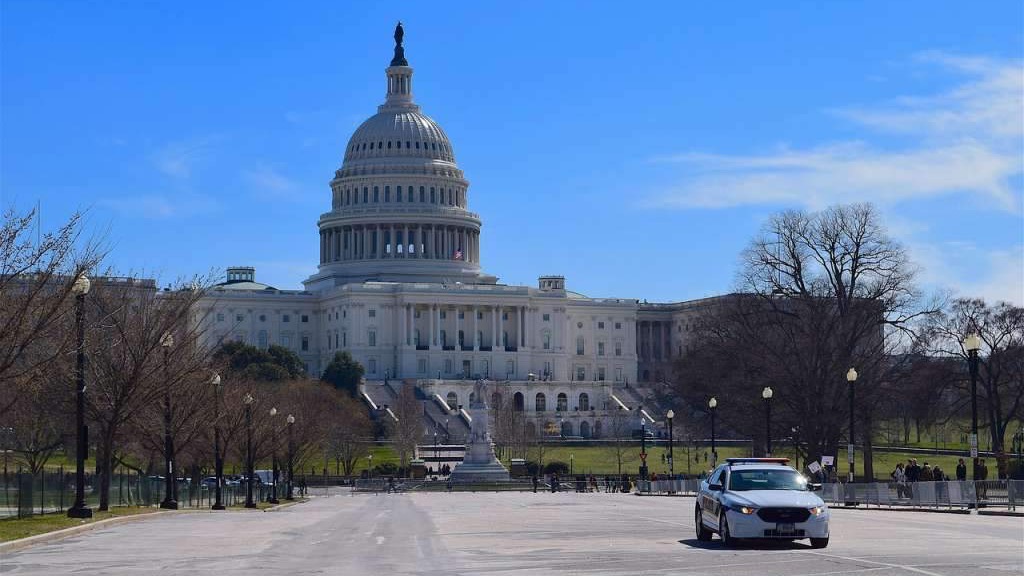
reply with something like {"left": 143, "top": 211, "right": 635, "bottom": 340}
{"left": 1, "top": 492, "right": 1021, "bottom": 575}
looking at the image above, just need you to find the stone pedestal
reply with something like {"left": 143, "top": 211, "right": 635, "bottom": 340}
{"left": 450, "top": 400, "right": 510, "bottom": 483}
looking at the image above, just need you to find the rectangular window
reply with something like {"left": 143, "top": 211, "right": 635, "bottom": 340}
{"left": 615, "top": 367, "right": 623, "bottom": 382}
{"left": 444, "top": 359, "right": 452, "bottom": 374}
{"left": 506, "top": 360, "right": 514, "bottom": 376}
{"left": 502, "top": 312, "right": 508, "bottom": 321}
{"left": 369, "top": 330, "right": 376, "bottom": 347}
{"left": 368, "top": 358, "right": 377, "bottom": 374}
{"left": 576, "top": 366, "right": 585, "bottom": 381}
{"left": 283, "top": 314, "right": 291, "bottom": 323}
{"left": 301, "top": 336, "right": 309, "bottom": 351}
{"left": 598, "top": 321, "right": 605, "bottom": 329}
{"left": 326, "top": 331, "right": 331, "bottom": 349}
{"left": 598, "top": 342, "right": 605, "bottom": 356}
{"left": 236, "top": 314, "right": 244, "bottom": 322}
{"left": 458, "top": 311, "right": 464, "bottom": 319}
{"left": 615, "top": 342, "right": 622, "bottom": 356}
{"left": 615, "top": 322, "right": 622, "bottom": 330}
{"left": 281, "top": 334, "right": 292, "bottom": 348}
{"left": 217, "top": 313, "right": 224, "bottom": 322}
{"left": 301, "top": 315, "right": 309, "bottom": 323}
{"left": 543, "top": 313, "right": 550, "bottom": 321}
{"left": 415, "top": 310, "right": 422, "bottom": 319}
{"left": 597, "top": 366, "right": 606, "bottom": 381}
{"left": 440, "top": 311, "right": 447, "bottom": 320}
{"left": 369, "top": 309, "right": 376, "bottom": 318}
{"left": 477, "top": 311, "right": 483, "bottom": 320}
{"left": 417, "top": 358, "right": 427, "bottom": 374}
{"left": 343, "top": 332, "right": 347, "bottom": 347}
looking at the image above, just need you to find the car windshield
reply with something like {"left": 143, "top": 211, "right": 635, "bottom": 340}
{"left": 729, "top": 469, "right": 807, "bottom": 491}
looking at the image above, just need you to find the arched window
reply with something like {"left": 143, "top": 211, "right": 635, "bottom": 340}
{"left": 430, "top": 187, "right": 436, "bottom": 203}
{"left": 373, "top": 187, "right": 379, "bottom": 202}
{"left": 490, "top": 392, "right": 502, "bottom": 409}
{"left": 396, "top": 185, "right": 402, "bottom": 202}
{"left": 513, "top": 392, "right": 524, "bottom": 412}
{"left": 363, "top": 188, "right": 368, "bottom": 203}
{"left": 557, "top": 393, "right": 568, "bottom": 412}
{"left": 419, "top": 186, "right": 425, "bottom": 202}
{"left": 535, "top": 393, "right": 546, "bottom": 412}
{"left": 579, "top": 393, "right": 590, "bottom": 411}
{"left": 408, "top": 188, "right": 414, "bottom": 202}
{"left": 576, "top": 336, "right": 585, "bottom": 355}
{"left": 446, "top": 392, "right": 457, "bottom": 410}
{"left": 561, "top": 421, "right": 573, "bottom": 437}
{"left": 580, "top": 421, "right": 591, "bottom": 439}
{"left": 384, "top": 186, "right": 390, "bottom": 202}
{"left": 593, "top": 421, "right": 602, "bottom": 439}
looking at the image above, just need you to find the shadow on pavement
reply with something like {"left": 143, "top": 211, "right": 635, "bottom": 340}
{"left": 678, "top": 538, "right": 813, "bottom": 550}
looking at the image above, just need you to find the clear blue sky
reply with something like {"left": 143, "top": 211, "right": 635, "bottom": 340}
{"left": 2, "top": 1, "right": 1022, "bottom": 304}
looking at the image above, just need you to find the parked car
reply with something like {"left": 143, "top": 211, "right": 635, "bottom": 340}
{"left": 200, "top": 477, "right": 219, "bottom": 489}
{"left": 695, "top": 458, "right": 830, "bottom": 548}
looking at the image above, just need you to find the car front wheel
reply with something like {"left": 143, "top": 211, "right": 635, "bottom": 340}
{"left": 719, "top": 511, "right": 736, "bottom": 547}
{"left": 695, "top": 507, "right": 712, "bottom": 541}
{"left": 810, "top": 536, "right": 829, "bottom": 549}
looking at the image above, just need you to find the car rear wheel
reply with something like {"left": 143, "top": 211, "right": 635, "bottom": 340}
{"left": 810, "top": 536, "right": 829, "bottom": 549}
{"left": 719, "top": 511, "right": 736, "bottom": 547}
{"left": 695, "top": 507, "right": 712, "bottom": 541}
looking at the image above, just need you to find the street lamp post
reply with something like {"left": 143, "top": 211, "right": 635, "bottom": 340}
{"left": 211, "top": 373, "right": 225, "bottom": 510}
{"left": 762, "top": 387, "right": 774, "bottom": 456}
{"left": 159, "top": 332, "right": 177, "bottom": 510}
{"left": 708, "top": 397, "right": 717, "bottom": 468}
{"left": 570, "top": 453, "right": 574, "bottom": 477}
{"left": 445, "top": 418, "right": 450, "bottom": 443}
{"left": 965, "top": 333, "right": 982, "bottom": 481}
{"left": 68, "top": 274, "right": 93, "bottom": 519}
{"left": 846, "top": 368, "right": 858, "bottom": 483}
{"left": 243, "top": 393, "right": 256, "bottom": 508}
{"left": 286, "top": 414, "right": 295, "bottom": 500}
{"left": 433, "top": 431, "right": 439, "bottom": 478}
{"left": 639, "top": 408, "right": 648, "bottom": 482}
{"left": 268, "top": 407, "right": 279, "bottom": 504}
{"left": 666, "top": 409, "right": 675, "bottom": 477}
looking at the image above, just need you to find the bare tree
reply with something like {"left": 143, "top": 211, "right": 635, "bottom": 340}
{"left": 83, "top": 274, "right": 214, "bottom": 510}
{"left": 922, "top": 298, "right": 1024, "bottom": 453}
{"left": 0, "top": 206, "right": 105, "bottom": 417}
{"left": 673, "top": 203, "right": 938, "bottom": 480}
{"left": 326, "top": 395, "right": 373, "bottom": 476}
{"left": 388, "top": 384, "right": 422, "bottom": 474}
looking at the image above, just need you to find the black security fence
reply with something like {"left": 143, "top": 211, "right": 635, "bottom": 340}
{"left": 1, "top": 468, "right": 275, "bottom": 519}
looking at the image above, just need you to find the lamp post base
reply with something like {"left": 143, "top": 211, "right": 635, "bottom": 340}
{"left": 211, "top": 503, "right": 226, "bottom": 511}
{"left": 159, "top": 500, "right": 179, "bottom": 510}
{"left": 67, "top": 505, "right": 93, "bottom": 519}
{"left": 244, "top": 501, "right": 257, "bottom": 509}
{"left": 268, "top": 497, "right": 280, "bottom": 504}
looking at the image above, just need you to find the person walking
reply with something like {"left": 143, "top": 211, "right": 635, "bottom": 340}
{"left": 891, "top": 463, "right": 907, "bottom": 499}
{"left": 978, "top": 459, "right": 989, "bottom": 501}
{"left": 531, "top": 474, "right": 539, "bottom": 493}
{"left": 955, "top": 458, "right": 967, "bottom": 481}
{"left": 905, "top": 459, "right": 920, "bottom": 500}
{"left": 550, "top": 473, "right": 559, "bottom": 493}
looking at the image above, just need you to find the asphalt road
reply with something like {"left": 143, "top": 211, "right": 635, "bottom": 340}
{"left": 1, "top": 493, "right": 1021, "bottom": 575}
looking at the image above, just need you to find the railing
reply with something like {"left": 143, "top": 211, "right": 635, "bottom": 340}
{"left": 635, "top": 478, "right": 1023, "bottom": 511}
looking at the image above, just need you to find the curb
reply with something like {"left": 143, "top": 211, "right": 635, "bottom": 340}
{"left": 0, "top": 500, "right": 308, "bottom": 554}
{"left": 977, "top": 510, "right": 1024, "bottom": 517}
{"left": 830, "top": 506, "right": 971, "bottom": 514}
{"left": 0, "top": 510, "right": 171, "bottom": 554}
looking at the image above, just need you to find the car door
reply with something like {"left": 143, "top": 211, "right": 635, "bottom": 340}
{"left": 702, "top": 467, "right": 725, "bottom": 529}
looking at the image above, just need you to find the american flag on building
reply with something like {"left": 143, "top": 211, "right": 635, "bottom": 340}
{"left": 453, "top": 249, "right": 463, "bottom": 260}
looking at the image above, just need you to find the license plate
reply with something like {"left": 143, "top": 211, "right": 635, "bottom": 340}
{"left": 776, "top": 523, "right": 796, "bottom": 533}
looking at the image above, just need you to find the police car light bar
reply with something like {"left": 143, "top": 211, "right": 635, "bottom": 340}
{"left": 725, "top": 458, "right": 791, "bottom": 465}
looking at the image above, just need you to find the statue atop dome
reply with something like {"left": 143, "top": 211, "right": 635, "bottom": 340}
{"left": 390, "top": 22, "right": 408, "bottom": 66}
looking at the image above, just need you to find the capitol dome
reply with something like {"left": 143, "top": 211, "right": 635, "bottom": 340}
{"left": 303, "top": 23, "right": 495, "bottom": 292}
{"left": 343, "top": 110, "right": 456, "bottom": 165}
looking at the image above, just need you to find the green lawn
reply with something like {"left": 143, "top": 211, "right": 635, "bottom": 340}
{"left": 0, "top": 506, "right": 162, "bottom": 543}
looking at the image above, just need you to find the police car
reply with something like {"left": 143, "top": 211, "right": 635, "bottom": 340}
{"left": 695, "top": 458, "right": 830, "bottom": 548}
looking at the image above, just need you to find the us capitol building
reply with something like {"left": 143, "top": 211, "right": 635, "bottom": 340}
{"left": 198, "top": 25, "right": 716, "bottom": 439}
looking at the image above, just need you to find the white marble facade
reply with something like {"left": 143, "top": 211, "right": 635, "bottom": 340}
{"left": 195, "top": 26, "right": 704, "bottom": 435}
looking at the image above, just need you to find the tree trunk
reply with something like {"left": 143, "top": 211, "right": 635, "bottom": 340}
{"left": 97, "top": 434, "right": 114, "bottom": 511}
{"left": 862, "top": 415, "right": 875, "bottom": 482}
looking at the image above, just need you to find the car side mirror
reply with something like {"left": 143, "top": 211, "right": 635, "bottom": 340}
{"left": 808, "top": 483, "right": 822, "bottom": 492}
{"left": 709, "top": 482, "right": 723, "bottom": 491}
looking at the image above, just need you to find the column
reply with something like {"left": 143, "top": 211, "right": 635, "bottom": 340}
{"left": 517, "top": 306, "right": 523, "bottom": 348}
{"left": 428, "top": 226, "right": 435, "bottom": 259}
{"left": 434, "top": 305, "right": 441, "bottom": 348}
{"left": 455, "top": 306, "right": 461, "bottom": 349}
{"left": 498, "top": 305, "right": 504, "bottom": 349}
{"left": 473, "top": 306, "right": 479, "bottom": 350}
{"left": 403, "top": 225, "right": 410, "bottom": 258}
{"left": 646, "top": 322, "right": 653, "bottom": 361}
{"left": 399, "top": 303, "right": 407, "bottom": 348}
{"left": 333, "top": 228, "right": 340, "bottom": 261}
{"left": 491, "top": 306, "right": 497, "bottom": 349}
{"left": 428, "top": 305, "right": 434, "bottom": 348}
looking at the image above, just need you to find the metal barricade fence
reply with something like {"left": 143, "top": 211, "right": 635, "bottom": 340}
{"left": 818, "top": 480, "right": 1023, "bottom": 510}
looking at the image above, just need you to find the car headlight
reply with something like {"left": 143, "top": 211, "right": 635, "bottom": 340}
{"left": 808, "top": 506, "right": 826, "bottom": 516}
{"left": 736, "top": 506, "right": 757, "bottom": 515}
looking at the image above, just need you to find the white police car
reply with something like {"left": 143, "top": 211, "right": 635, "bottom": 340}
{"left": 695, "top": 458, "right": 830, "bottom": 548}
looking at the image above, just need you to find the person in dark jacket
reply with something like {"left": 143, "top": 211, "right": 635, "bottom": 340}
{"left": 956, "top": 458, "right": 967, "bottom": 481}
{"left": 531, "top": 474, "right": 539, "bottom": 493}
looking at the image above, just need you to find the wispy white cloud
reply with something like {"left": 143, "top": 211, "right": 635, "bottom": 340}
{"left": 99, "top": 193, "right": 219, "bottom": 220}
{"left": 649, "top": 53, "right": 1023, "bottom": 212}
{"left": 242, "top": 166, "right": 298, "bottom": 196}
{"left": 152, "top": 136, "right": 221, "bottom": 179}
